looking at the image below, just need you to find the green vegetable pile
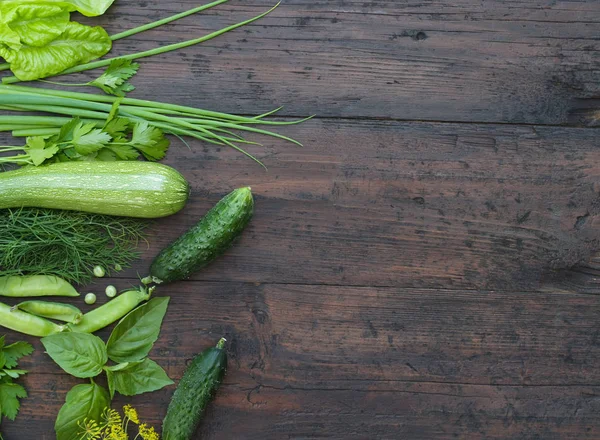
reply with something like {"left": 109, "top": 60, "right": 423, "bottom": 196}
{"left": 0, "top": 0, "right": 306, "bottom": 167}
{"left": 0, "top": 0, "right": 303, "bottom": 438}
{"left": 44, "top": 298, "right": 172, "bottom": 440}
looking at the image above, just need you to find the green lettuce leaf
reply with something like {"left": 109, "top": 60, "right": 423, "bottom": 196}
{"left": 0, "top": 20, "right": 111, "bottom": 81}
{"left": 1, "top": 1, "right": 116, "bottom": 17}
{"left": 0, "top": 4, "right": 70, "bottom": 49}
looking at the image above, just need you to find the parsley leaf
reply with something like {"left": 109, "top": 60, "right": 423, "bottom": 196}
{"left": 106, "top": 98, "right": 124, "bottom": 125}
{"left": 103, "top": 117, "right": 130, "bottom": 138}
{"left": 0, "top": 337, "right": 32, "bottom": 423}
{"left": 3, "top": 342, "right": 33, "bottom": 369}
{"left": 71, "top": 122, "right": 112, "bottom": 155}
{"left": 54, "top": 117, "right": 82, "bottom": 144}
{"left": 3, "top": 370, "right": 27, "bottom": 380}
{"left": 25, "top": 136, "right": 60, "bottom": 166}
{"left": 89, "top": 59, "right": 139, "bottom": 97}
{"left": 130, "top": 122, "right": 170, "bottom": 161}
{"left": 0, "top": 382, "right": 27, "bottom": 421}
{"left": 106, "top": 144, "right": 140, "bottom": 161}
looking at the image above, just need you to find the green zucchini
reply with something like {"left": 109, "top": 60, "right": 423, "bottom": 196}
{"left": 162, "top": 338, "right": 227, "bottom": 440}
{"left": 149, "top": 187, "right": 253, "bottom": 284}
{"left": 0, "top": 161, "right": 189, "bottom": 218}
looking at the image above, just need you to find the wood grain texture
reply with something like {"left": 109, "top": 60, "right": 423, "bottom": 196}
{"left": 82, "top": 0, "right": 600, "bottom": 125}
{"left": 4, "top": 283, "right": 600, "bottom": 439}
{"left": 1, "top": 0, "right": 600, "bottom": 439}
{"left": 115, "top": 119, "right": 600, "bottom": 291}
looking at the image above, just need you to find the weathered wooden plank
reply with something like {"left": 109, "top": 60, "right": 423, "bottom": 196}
{"left": 94, "top": 118, "right": 600, "bottom": 290}
{"left": 4, "top": 282, "right": 600, "bottom": 439}
{"left": 78, "top": 0, "right": 600, "bottom": 124}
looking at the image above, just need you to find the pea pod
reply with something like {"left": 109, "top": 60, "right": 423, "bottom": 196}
{"left": 13, "top": 301, "right": 83, "bottom": 324}
{"left": 0, "top": 301, "right": 65, "bottom": 337}
{"left": 0, "top": 275, "right": 79, "bottom": 297}
{"left": 70, "top": 286, "right": 153, "bottom": 334}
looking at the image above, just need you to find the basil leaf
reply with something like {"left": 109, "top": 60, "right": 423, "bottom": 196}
{"left": 41, "top": 333, "right": 107, "bottom": 378}
{"left": 106, "top": 358, "right": 173, "bottom": 398}
{"left": 107, "top": 297, "right": 170, "bottom": 363}
{"left": 55, "top": 383, "right": 110, "bottom": 440}
{"left": 0, "top": 21, "right": 112, "bottom": 81}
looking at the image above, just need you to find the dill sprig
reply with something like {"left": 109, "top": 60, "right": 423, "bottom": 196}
{"left": 0, "top": 208, "right": 148, "bottom": 285}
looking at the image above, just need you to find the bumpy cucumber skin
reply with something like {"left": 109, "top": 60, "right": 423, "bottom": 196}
{"left": 150, "top": 187, "right": 253, "bottom": 284}
{"left": 0, "top": 161, "right": 190, "bottom": 218}
{"left": 162, "top": 343, "right": 227, "bottom": 440}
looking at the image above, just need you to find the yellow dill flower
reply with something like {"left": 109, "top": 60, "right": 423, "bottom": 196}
{"left": 102, "top": 408, "right": 122, "bottom": 428}
{"left": 77, "top": 418, "right": 102, "bottom": 440}
{"left": 123, "top": 404, "right": 140, "bottom": 424}
{"left": 105, "top": 424, "right": 128, "bottom": 440}
{"left": 138, "top": 423, "right": 160, "bottom": 440}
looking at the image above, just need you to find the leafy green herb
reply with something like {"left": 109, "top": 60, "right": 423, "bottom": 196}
{"left": 54, "top": 382, "right": 110, "bottom": 440}
{"left": 89, "top": 59, "right": 139, "bottom": 96}
{"left": 0, "top": 336, "right": 33, "bottom": 422}
{"left": 106, "top": 358, "right": 173, "bottom": 398}
{"left": 42, "top": 59, "right": 140, "bottom": 97}
{"left": 3, "top": 340, "right": 34, "bottom": 369}
{"left": 26, "top": 136, "right": 60, "bottom": 165}
{"left": 0, "top": 115, "right": 170, "bottom": 166}
{"left": 106, "top": 297, "right": 170, "bottom": 363}
{"left": 42, "top": 333, "right": 107, "bottom": 378}
{"left": 0, "top": 207, "right": 147, "bottom": 285}
{"left": 48, "top": 297, "right": 172, "bottom": 439}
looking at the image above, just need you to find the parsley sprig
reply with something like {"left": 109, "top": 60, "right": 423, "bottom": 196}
{"left": 40, "top": 59, "right": 140, "bottom": 97}
{"left": 0, "top": 114, "right": 170, "bottom": 166}
{"left": 0, "top": 336, "right": 33, "bottom": 422}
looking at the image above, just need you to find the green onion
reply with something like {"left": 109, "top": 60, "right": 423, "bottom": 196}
{"left": 2, "top": 3, "right": 281, "bottom": 84}
{"left": 0, "top": 84, "right": 311, "bottom": 166}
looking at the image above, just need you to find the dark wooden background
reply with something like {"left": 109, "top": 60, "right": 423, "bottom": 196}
{"left": 3, "top": 0, "right": 600, "bottom": 438}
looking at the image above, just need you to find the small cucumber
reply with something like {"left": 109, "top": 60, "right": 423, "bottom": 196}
{"left": 149, "top": 187, "right": 253, "bottom": 284}
{"left": 162, "top": 338, "right": 227, "bottom": 440}
{"left": 13, "top": 301, "right": 82, "bottom": 324}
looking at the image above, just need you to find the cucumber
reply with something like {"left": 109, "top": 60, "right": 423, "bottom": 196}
{"left": 162, "top": 338, "right": 227, "bottom": 440}
{"left": 149, "top": 187, "right": 253, "bottom": 284}
{"left": 0, "top": 161, "right": 189, "bottom": 218}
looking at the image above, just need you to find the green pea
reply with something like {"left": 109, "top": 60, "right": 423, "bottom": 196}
{"left": 85, "top": 293, "right": 97, "bottom": 305}
{"left": 105, "top": 285, "right": 117, "bottom": 298}
{"left": 0, "top": 275, "right": 79, "bottom": 298}
{"left": 93, "top": 266, "right": 106, "bottom": 278}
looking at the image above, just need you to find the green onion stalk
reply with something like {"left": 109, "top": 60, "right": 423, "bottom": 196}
{"left": 0, "top": 1, "right": 310, "bottom": 166}
{"left": 0, "top": 85, "right": 311, "bottom": 166}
